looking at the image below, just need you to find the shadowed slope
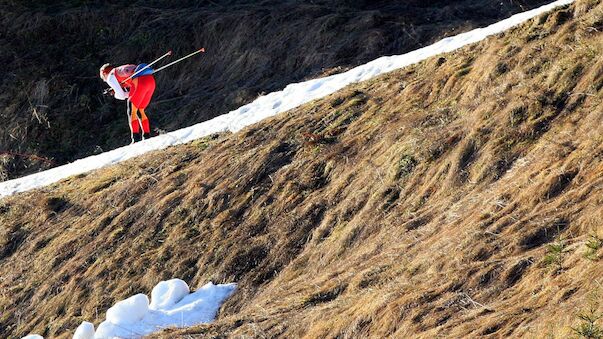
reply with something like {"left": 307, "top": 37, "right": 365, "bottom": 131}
{"left": 0, "top": 0, "right": 552, "bottom": 180}
{"left": 2, "top": 1, "right": 603, "bottom": 338}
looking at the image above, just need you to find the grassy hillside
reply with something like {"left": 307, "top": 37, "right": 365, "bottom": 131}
{"left": 2, "top": 0, "right": 603, "bottom": 338}
{"left": 0, "top": 0, "right": 552, "bottom": 180}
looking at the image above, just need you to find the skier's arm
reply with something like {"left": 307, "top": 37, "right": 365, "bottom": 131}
{"left": 106, "top": 71, "right": 129, "bottom": 100}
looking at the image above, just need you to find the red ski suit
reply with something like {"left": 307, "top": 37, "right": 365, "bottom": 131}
{"left": 113, "top": 65, "right": 156, "bottom": 109}
{"left": 112, "top": 65, "right": 156, "bottom": 135}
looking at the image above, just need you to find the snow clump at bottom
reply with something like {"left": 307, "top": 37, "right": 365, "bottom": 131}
{"left": 70, "top": 279, "right": 236, "bottom": 339}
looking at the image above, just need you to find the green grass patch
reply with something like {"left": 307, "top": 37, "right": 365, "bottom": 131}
{"left": 543, "top": 239, "right": 567, "bottom": 270}
{"left": 573, "top": 301, "right": 603, "bottom": 339}
{"left": 584, "top": 235, "right": 602, "bottom": 261}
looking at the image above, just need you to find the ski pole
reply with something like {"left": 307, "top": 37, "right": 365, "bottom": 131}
{"left": 121, "top": 50, "right": 173, "bottom": 84}
{"left": 152, "top": 48, "right": 205, "bottom": 74}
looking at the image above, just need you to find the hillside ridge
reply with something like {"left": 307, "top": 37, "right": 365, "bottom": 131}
{"left": 0, "top": 0, "right": 553, "bottom": 180}
{"left": 0, "top": 0, "right": 574, "bottom": 199}
{"left": 2, "top": 0, "right": 603, "bottom": 338}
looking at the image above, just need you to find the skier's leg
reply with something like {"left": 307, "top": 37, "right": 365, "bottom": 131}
{"left": 131, "top": 104, "right": 142, "bottom": 142}
{"left": 137, "top": 76, "right": 155, "bottom": 140}
{"left": 140, "top": 109, "right": 151, "bottom": 140}
{"left": 127, "top": 99, "right": 135, "bottom": 144}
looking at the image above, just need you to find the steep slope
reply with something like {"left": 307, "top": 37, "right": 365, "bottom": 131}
{"left": 0, "top": 0, "right": 573, "bottom": 199}
{"left": 2, "top": 0, "right": 603, "bottom": 338}
{"left": 0, "top": 0, "right": 553, "bottom": 180}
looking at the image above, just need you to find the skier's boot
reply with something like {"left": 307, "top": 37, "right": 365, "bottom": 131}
{"left": 141, "top": 118, "right": 151, "bottom": 140}
{"left": 130, "top": 118, "right": 142, "bottom": 143}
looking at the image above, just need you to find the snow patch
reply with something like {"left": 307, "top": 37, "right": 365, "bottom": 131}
{"left": 73, "top": 322, "right": 95, "bottom": 339}
{"left": 15, "top": 280, "right": 236, "bottom": 339}
{"left": 149, "top": 279, "right": 190, "bottom": 310}
{"left": 0, "top": 0, "right": 574, "bottom": 198}
{"left": 83, "top": 279, "right": 235, "bottom": 339}
{"left": 106, "top": 294, "right": 150, "bottom": 325}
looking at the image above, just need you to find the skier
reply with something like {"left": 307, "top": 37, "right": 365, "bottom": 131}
{"left": 100, "top": 63, "right": 156, "bottom": 142}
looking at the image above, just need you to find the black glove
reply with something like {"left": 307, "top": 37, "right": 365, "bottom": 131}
{"left": 103, "top": 88, "right": 115, "bottom": 96}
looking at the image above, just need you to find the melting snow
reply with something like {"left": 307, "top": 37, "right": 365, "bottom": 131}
{"left": 23, "top": 279, "right": 236, "bottom": 339}
{"left": 81, "top": 279, "right": 234, "bottom": 339}
{"left": 73, "top": 322, "right": 95, "bottom": 339}
{"left": 0, "top": 0, "right": 573, "bottom": 198}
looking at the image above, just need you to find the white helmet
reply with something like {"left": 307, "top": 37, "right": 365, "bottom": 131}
{"left": 99, "top": 63, "right": 112, "bottom": 80}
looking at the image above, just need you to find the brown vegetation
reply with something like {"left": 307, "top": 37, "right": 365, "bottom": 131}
{"left": 0, "top": 0, "right": 553, "bottom": 180}
{"left": 2, "top": 0, "right": 603, "bottom": 338}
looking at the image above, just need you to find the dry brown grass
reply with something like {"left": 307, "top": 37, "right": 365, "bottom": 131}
{"left": 0, "top": 0, "right": 553, "bottom": 180}
{"left": 2, "top": 1, "right": 603, "bottom": 338}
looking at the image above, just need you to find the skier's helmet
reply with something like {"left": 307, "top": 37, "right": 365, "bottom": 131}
{"left": 99, "top": 63, "right": 113, "bottom": 80}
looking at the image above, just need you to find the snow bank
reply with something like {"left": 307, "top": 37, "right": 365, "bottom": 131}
{"left": 149, "top": 279, "right": 190, "bottom": 310}
{"left": 73, "top": 322, "right": 95, "bottom": 339}
{"left": 0, "top": 0, "right": 573, "bottom": 198}
{"left": 105, "top": 294, "right": 150, "bottom": 325}
{"left": 19, "top": 280, "right": 235, "bottom": 339}
{"left": 86, "top": 279, "right": 235, "bottom": 339}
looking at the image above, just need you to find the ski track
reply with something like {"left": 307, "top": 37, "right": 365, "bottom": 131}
{"left": 1, "top": 0, "right": 573, "bottom": 199}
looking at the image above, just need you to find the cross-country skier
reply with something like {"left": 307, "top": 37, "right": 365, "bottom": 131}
{"left": 100, "top": 63, "right": 156, "bottom": 143}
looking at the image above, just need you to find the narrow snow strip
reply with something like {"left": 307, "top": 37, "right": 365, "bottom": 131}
{"left": 0, "top": 0, "right": 573, "bottom": 198}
